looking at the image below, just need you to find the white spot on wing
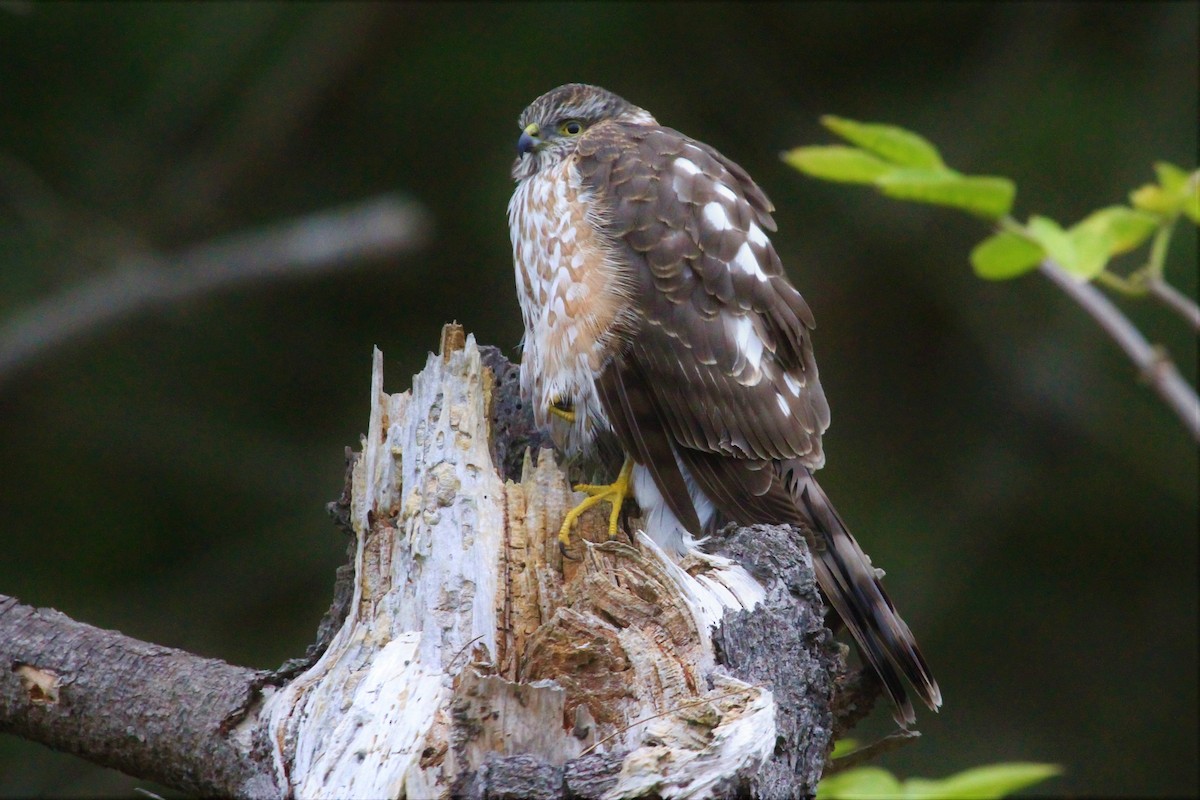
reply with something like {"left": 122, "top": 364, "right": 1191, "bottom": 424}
{"left": 674, "top": 157, "right": 700, "bottom": 176}
{"left": 715, "top": 183, "right": 738, "bottom": 202}
{"left": 744, "top": 329, "right": 764, "bottom": 372}
{"left": 673, "top": 158, "right": 701, "bottom": 202}
{"left": 747, "top": 222, "right": 769, "bottom": 247}
{"left": 733, "top": 242, "right": 768, "bottom": 282}
{"left": 703, "top": 202, "right": 732, "bottom": 231}
{"left": 783, "top": 372, "right": 802, "bottom": 397}
{"left": 776, "top": 394, "right": 791, "bottom": 416}
{"left": 729, "top": 315, "right": 765, "bottom": 376}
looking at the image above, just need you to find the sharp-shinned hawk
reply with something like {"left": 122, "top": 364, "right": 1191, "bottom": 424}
{"left": 507, "top": 83, "right": 941, "bottom": 727}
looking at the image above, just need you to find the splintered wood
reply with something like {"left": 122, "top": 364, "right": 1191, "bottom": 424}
{"left": 262, "top": 330, "right": 776, "bottom": 799}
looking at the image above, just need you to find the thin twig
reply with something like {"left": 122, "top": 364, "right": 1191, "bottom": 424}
{"left": 821, "top": 730, "right": 921, "bottom": 776}
{"left": 1147, "top": 278, "right": 1200, "bottom": 332}
{"left": 1039, "top": 259, "right": 1200, "bottom": 441}
{"left": 446, "top": 634, "right": 487, "bottom": 674}
{"left": 578, "top": 688, "right": 756, "bottom": 757}
{"left": 0, "top": 194, "right": 430, "bottom": 389}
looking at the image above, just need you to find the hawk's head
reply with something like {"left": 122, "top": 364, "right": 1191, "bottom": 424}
{"left": 511, "top": 83, "right": 656, "bottom": 181}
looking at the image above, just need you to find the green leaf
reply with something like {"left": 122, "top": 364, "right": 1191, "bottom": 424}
{"left": 1066, "top": 224, "right": 1113, "bottom": 279}
{"left": 819, "top": 762, "right": 1061, "bottom": 800}
{"left": 876, "top": 169, "right": 1016, "bottom": 219}
{"left": 1073, "top": 206, "right": 1158, "bottom": 254}
{"left": 1153, "top": 161, "right": 1190, "bottom": 193}
{"left": 970, "top": 231, "right": 1044, "bottom": 280}
{"left": 1130, "top": 183, "right": 1175, "bottom": 215}
{"left": 817, "top": 767, "right": 903, "bottom": 800}
{"left": 820, "top": 116, "right": 944, "bottom": 169}
{"left": 900, "top": 763, "right": 1061, "bottom": 800}
{"left": 1130, "top": 165, "right": 1199, "bottom": 218}
{"left": 828, "top": 739, "right": 860, "bottom": 759}
{"left": 783, "top": 146, "right": 893, "bottom": 184}
{"left": 1025, "top": 215, "right": 1077, "bottom": 269}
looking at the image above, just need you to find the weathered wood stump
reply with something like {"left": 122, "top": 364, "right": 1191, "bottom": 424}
{"left": 260, "top": 325, "right": 853, "bottom": 798}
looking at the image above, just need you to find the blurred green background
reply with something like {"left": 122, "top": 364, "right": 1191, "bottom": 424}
{"left": 1, "top": 2, "right": 1195, "bottom": 797}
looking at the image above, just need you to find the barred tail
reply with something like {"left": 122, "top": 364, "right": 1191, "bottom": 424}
{"left": 788, "top": 465, "right": 942, "bottom": 727}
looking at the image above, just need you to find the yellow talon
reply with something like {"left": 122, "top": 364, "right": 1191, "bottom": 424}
{"left": 549, "top": 401, "right": 576, "bottom": 424}
{"left": 558, "top": 458, "right": 634, "bottom": 547}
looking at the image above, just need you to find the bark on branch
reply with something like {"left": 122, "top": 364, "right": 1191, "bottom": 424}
{"left": 0, "top": 597, "right": 278, "bottom": 797}
{"left": 1, "top": 326, "right": 870, "bottom": 798}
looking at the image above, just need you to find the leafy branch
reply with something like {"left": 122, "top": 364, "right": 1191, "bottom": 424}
{"left": 785, "top": 117, "right": 1199, "bottom": 442}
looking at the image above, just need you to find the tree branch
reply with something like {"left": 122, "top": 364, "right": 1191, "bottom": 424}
{"left": 1039, "top": 259, "right": 1200, "bottom": 441}
{"left": 0, "top": 194, "right": 430, "bottom": 390}
{"left": 0, "top": 595, "right": 278, "bottom": 798}
{"left": 1147, "top": 277, "right": 1200, "bottom": 333}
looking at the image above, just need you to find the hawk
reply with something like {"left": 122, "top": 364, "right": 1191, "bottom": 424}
{"left": 507, "top": 83, "right": 941, "bottom": 727}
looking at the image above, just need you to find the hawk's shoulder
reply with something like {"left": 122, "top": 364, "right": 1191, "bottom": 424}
{"left": 575, "top": 122, "right": 776, "bottom": 232}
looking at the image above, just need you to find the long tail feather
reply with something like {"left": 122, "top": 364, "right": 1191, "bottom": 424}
{"left": 789, "top": 466, "right": 942, "bottom": 727}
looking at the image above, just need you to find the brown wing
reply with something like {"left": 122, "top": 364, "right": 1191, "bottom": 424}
{"left": 575, "top": 121, "right": 830, "bottom": 468}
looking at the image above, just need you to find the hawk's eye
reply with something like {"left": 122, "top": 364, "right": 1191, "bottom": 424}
{"left": 559, "top": 120, "right": 584, "bottom": 136}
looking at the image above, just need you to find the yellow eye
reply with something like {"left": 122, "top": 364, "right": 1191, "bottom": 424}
{"left": 560, "top": 120, "right": 584, "bottom": 136}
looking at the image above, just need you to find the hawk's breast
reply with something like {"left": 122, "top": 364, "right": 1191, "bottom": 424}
{"left": 507, "top": 153, "right": 632, "bottom": 452}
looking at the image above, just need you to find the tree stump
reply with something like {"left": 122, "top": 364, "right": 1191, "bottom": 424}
{"left": 259, "top": 325, "right": 847, "bottom": 798}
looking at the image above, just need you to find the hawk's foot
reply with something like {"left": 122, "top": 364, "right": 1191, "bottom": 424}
{"left": 548, "top": 400, "right": 576, "bottom": 424}
{"left": 558, "top": 457, "right": 634, "bottom": 548}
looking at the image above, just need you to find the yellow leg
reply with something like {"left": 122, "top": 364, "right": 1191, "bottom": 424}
{"left": 558, "top": 457, "right": 634, "bottom": 547}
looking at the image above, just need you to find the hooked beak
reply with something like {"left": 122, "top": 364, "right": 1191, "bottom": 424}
{"left": 517, "top": 122, "right": 540, "bottom": 155}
